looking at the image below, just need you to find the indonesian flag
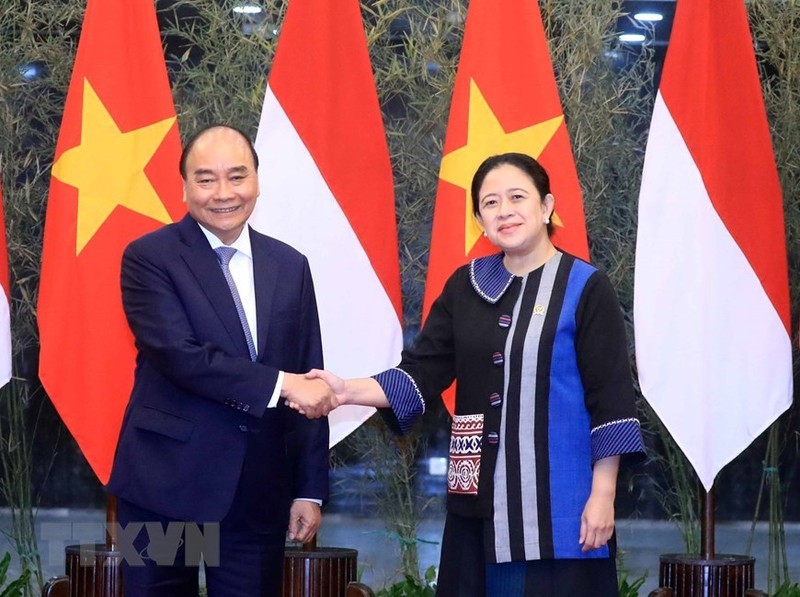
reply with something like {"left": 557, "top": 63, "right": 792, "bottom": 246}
{"left": 38, "top": 0, "right": 184, "bottom": 483}
{"left": 0, "top": 174, "right": 11, "bottom": 388}
{"left": 634, "top": 0, "right": 792, "bottom": 491}
{"left": 251, "top": 0, "right": 402, "bottom": 445}
{"left": 424, "top": 0, "right": 588, "bottom": 414}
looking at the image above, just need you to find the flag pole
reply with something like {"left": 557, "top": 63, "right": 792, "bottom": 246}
{"left": 701, "top": 485, "right": 714, "bottom": 559}
{"left": 106, "top": 495, "right": 118, "bottom": 550}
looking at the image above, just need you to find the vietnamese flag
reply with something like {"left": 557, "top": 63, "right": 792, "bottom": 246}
{"left": 424, "top": 0, "right": 588, "bottom": 414}
{"left": 38, "top": 0, "right": 184, "bottom": 483}
{"left": 634, "top": 0, "right": 792, "bottom": 490}
{"left": 251, "top": 0, "right": 402, "bottom": 445}
{"left": 0, "top": 174, "right": 11, "bottom": 389}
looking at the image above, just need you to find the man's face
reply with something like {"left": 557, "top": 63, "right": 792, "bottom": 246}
{"left": 182, "top": 127, "right": 259, "bottom": 244}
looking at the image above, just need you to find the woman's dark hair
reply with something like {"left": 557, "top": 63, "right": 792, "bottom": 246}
{"left": 470, "top": 152, "right": 551, "bottom": 216}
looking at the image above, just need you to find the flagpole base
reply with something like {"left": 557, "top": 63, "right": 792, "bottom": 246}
{"left": 658, "top": 554, "right": 755, "bottom": 597}
{"left": 283, "top": 546, "right": 358, "bottom": 596}
{"left": 65, "top": 543, "right": 123, "bottom": 597}
{"left": 61, "top": 542, "right": 366, "bottom": 597}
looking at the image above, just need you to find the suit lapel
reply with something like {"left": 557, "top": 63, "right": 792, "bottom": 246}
{"left": 177, "top": 215, "right": 250, "bottom": 357}
{"left": 250, "top": 227, "right": 278, "bottom": 362}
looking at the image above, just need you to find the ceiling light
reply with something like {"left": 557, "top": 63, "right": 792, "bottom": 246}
{"left": 233, "top": 4, "right": 263, "bottom": 15}
{"left": 634, "top": 12, "right": 664, "bottom": 22}
{"left": 619, "top": 33, "right": 646, "bottom": 43}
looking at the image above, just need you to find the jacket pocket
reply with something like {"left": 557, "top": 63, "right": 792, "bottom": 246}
{"left": 130, "top": 406, "right": 194, "bottom": 442}
{"left": 447, "top": 413, "right": 484, "bottom": 495}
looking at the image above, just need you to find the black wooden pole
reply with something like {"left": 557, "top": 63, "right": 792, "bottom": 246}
{"left": 701, "top": 484, "right": 715, "bottom": 559}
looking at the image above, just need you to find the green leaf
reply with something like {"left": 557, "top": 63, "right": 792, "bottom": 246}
{"left": 0, "top": 553, "right": 10, "bottom": 587}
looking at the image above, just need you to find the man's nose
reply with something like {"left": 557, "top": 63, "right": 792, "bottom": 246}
{"left": 216, "top": 179, "right": 233, "bottom": 199}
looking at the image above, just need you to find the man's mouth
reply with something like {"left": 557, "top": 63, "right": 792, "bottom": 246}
{"left": 211, "top": 206, "right": 239, "bottom": 214}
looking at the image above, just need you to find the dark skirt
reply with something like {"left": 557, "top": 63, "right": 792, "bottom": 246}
{"left": 436, "top": 512, "right": 619, "bottom": 597}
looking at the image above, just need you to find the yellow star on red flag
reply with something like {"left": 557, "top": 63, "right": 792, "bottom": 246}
{"left": 439, "top": 79, "right": 563, "bottom": 254}
{"left": 38, "top": 0, "right": 185, "bottom": 484}
{"left": 52, "top": 79, "right": 175, "bottom": 254}
{"left": 423, "top": 0, "right": 588, "bottom": 416}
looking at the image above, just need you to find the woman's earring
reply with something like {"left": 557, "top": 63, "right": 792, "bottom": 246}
{"left": 482, "top": 231, "right": 488, "bottom": 237}
{"left": 543, "top": 216, "right": 551, "bottom": 225}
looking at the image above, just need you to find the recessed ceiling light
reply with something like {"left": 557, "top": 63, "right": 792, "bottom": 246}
{"left": 619, "top": 33, "right": 646, "bottom": 43}
{"left": 634, "top": 12, "right": 664, "bottom": 22}
{"left": 233, "top": 4, "right": 263, "bottom": 15}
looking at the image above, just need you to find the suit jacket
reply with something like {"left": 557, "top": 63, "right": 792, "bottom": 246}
{"left": 107, "top": 214, "right": 329, "bottom": 532}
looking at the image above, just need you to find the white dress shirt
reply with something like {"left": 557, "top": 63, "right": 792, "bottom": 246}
{"left": 198, "top": 224, "right": 283, "bottom": 408}
{"left": 199, "top": 223, "right": 320, "bottom": 506}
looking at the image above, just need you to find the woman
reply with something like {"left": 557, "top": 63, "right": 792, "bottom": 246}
{"left": 304, "top": 153, "right": 645, "bottom": 596}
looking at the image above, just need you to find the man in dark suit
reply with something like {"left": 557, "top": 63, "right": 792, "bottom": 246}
{"left": 107, "top": 124, "right": 332, "bottom": 597}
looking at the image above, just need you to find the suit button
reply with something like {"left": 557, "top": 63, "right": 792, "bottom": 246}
{"left": 239, "top": 425, "right": 248, "bottom": 432}
{"left": 489, "top": 393, "right": 502, "bottom": 408}
{"left": 487, "top": 432, "right": 499, "bottom": 446}
{"left": 492, "top": 352, "right": 504, "bottom": 366}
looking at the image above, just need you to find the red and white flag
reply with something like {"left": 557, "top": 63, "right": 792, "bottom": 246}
{"left": 634, "top": 0, "right": 792, "bottom": 490}
{"left": 251, "top": 0, "right": 402, "bottom": 445}
{"left": 424, "top": 0, "right": 588, "bottom": 414}
{"left": 0, "top": 174, "right": 11, "bottom": 388}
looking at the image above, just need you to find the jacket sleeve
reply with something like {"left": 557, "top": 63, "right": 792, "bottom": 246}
{"left": 575, "top": 271, "right": 646, "bottom": 464}
{"left": 121, "top": 239, "right": 278, "bottom": 418}
{"left": 374, "top": 269, "right": 461, "bottom": 434}
{"left": 283, "top": 257, "right": 329, "bottom": 502}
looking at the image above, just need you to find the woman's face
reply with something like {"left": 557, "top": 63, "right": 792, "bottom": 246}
{"left": 475, "top": 163, "right": 553, "bottom": 257}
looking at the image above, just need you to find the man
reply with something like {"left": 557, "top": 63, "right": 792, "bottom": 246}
{"left": 107, "top": 124, "right": 333, "bottom": 596}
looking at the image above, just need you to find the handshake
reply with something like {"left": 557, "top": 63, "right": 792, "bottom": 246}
{"left": 281, "top": 369, "right": 345, "bottom": 419}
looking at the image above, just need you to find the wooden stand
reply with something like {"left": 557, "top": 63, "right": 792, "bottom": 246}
{"left": 64, "top": 544, "right": 123, "bottom": 597}
{"left": 50, "top": 544, "right": 363, "bottom": 597}
{"left": 283, "top": 546, "right": 358, "bottom": 597}
{"left": 659, "top": 554, "right": 755, "bottom": 597}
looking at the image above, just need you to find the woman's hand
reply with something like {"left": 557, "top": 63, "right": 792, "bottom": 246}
{"left": 579, "top": 492, "right": 615, "bottom": 551}
{"left": 284, "top": 369, "right": 346, "bottom": 417}
{"left": 306, "top": 368, "right": 346, "bottom": 397}
{"left": 579, "top": 455, "right": 620, "bottom": 552}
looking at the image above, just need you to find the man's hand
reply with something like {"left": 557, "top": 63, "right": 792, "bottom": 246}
{"left": 288, "top": 500, "right": 321, "bottom": 544}
{"left": 281, "top": 374, "right": 335, "bottom": 419}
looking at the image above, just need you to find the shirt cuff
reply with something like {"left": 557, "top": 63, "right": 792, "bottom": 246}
{"left": 293, "top": 498, "right": 323, "bottom": 506}
{"left": 372, "top": 368, "right": 425, "bottom": 433}
{"left": 590, "top": 417, "right": 645, "bottom": 463}
{"left": 267, "top": 371, "right": 285, "bottom": 409}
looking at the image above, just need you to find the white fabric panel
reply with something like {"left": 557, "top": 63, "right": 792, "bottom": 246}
{"left": 251, "top": 87, "right": 403, "bottom": 446}
{"left": 634, "top": 93, "right": 792, "bottom": 490}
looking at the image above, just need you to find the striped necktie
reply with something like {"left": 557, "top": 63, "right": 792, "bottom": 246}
{"left": 214, "top": 246, "right": 257, "bottom": 361}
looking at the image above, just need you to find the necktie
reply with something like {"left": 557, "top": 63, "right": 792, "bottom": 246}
{"left": 214, "top": 246, "right": 257, "bottom": 361}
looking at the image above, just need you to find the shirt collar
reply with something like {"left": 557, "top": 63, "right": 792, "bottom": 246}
{"left": 469, "top": 253, "right": 515, "bottom": 304}
{"left": 197, "top": 224, "right": 253, "bottom": 260}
